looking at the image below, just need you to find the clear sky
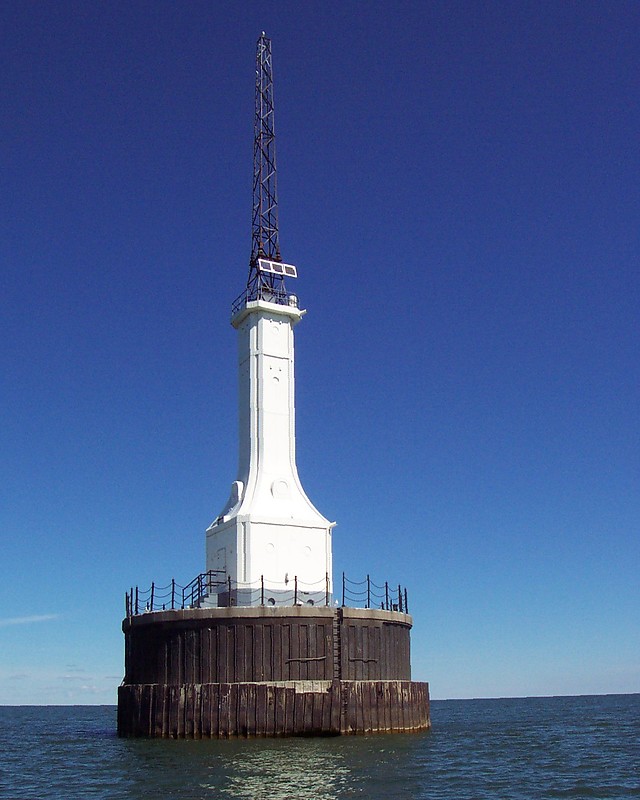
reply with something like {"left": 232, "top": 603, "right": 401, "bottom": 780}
{"left": 1, "top": 1, "right": 638, "bottom": 704}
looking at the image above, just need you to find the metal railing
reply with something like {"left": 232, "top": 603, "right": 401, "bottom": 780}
{"left": 125, "top": 571, "right": 226, "bottom": 616}
{"left": 341, "top": 573, "right": 409, "bottom": 613}
{"left": 125, "top": 572, "right": 409, "bottom": 616}
{"left": 231, "top": 285, "right": 293, "bottom": 317}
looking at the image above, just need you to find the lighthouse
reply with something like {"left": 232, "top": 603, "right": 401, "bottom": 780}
{"left": 205, "top": 35, "right": 333, "bottom": 606}
{"left": 117, "top": 34, "right": 430, "bottom": 738}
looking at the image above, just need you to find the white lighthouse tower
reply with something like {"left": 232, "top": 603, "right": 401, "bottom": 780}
{"left": 205, "top": 34, "right": 334, "bottom": 605}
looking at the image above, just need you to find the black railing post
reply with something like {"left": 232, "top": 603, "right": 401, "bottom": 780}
{"left": 171, "top": 579, "right": 176, "bottom": 610}
{"left": 342, "top": 572, "right": 346, "bottom": 607}
{"left": 366, "top": 574, "right": 371, "bottom": 609}
{"left": 261, "top": 575, "right": 264, "bottom": 606}
{"left": 135, "top": 586, "right": 139, "bottom": 615}
{"left": 325, "top": 573, "right": 329, "bottom": 606}
{"left": 385, "top": 581, "right": 389, "bottom": 610}
{"left": 294, "top": 576, "right": 298, "bottom": 605}
{"left": 125, "top": 592, "right": 129, "bottom": 617}
{"left": 404, "top": 588, "right": 408, "bottom": 613}
{"left": 228, "top": 575, "right": 232, "bottom": 606}
{"left": 150, "top": 582, "right": 155, "bottom": 612}
{"left": 398, "top": 584, "right": 403, "bottom": 613}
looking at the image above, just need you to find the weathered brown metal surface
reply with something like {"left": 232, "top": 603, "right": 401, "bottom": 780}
{"left": 117, "top": 680, "right": 430, "bottom": 738}
{"left": 122, "top": 607, "right": 413, "bottom": 685}
{"left": 340, "top": 608, "right": 412, "bottom": 681}
{"left": 118, "top": 607, "right": 427, "bottom": 737}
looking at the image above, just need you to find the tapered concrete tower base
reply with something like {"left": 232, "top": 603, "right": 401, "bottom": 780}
{"left": 205, "top": 298, "right": 334, "bottom": 606}
{"left": 117, "top": 606, "right": 430, "bottom": 737}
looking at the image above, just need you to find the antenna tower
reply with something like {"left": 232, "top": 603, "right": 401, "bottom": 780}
{"left": 244, "top": 33, "right": 296, "bottom": 306}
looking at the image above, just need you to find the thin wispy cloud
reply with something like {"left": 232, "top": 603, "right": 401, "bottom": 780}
{"left": 0, "top": 614, "right": 60, "bottom": 627}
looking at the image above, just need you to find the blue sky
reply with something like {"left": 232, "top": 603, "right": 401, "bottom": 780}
{"left": 1, "top": 0, "right": 638, "bottom": 704}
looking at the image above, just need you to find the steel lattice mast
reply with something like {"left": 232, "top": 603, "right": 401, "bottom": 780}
{"left": 252, "top": 33, "right": 280, "bottom": 264}
{"left": 244, "top": 32, "right": 296, "bottom": 306}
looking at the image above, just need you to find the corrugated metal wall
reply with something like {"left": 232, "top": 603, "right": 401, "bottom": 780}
{"left": 124, "top": 611, "right": 412, "bottom": 685}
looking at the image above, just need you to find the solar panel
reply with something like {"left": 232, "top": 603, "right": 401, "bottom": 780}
{"left": 257, "top": 258, "right": 298, "bottom": 278}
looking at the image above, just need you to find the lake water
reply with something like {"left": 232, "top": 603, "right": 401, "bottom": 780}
{"left": 0, "top": 694, "right": 638, "bottom": 799}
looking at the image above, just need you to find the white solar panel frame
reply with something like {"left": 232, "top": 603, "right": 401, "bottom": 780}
{"left": 257, "top": 258, "right": 298, "bottom": 278}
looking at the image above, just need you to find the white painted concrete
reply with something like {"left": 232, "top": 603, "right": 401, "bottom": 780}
{"left": 206, "top": 298, "right": 334, "bottom": 601}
